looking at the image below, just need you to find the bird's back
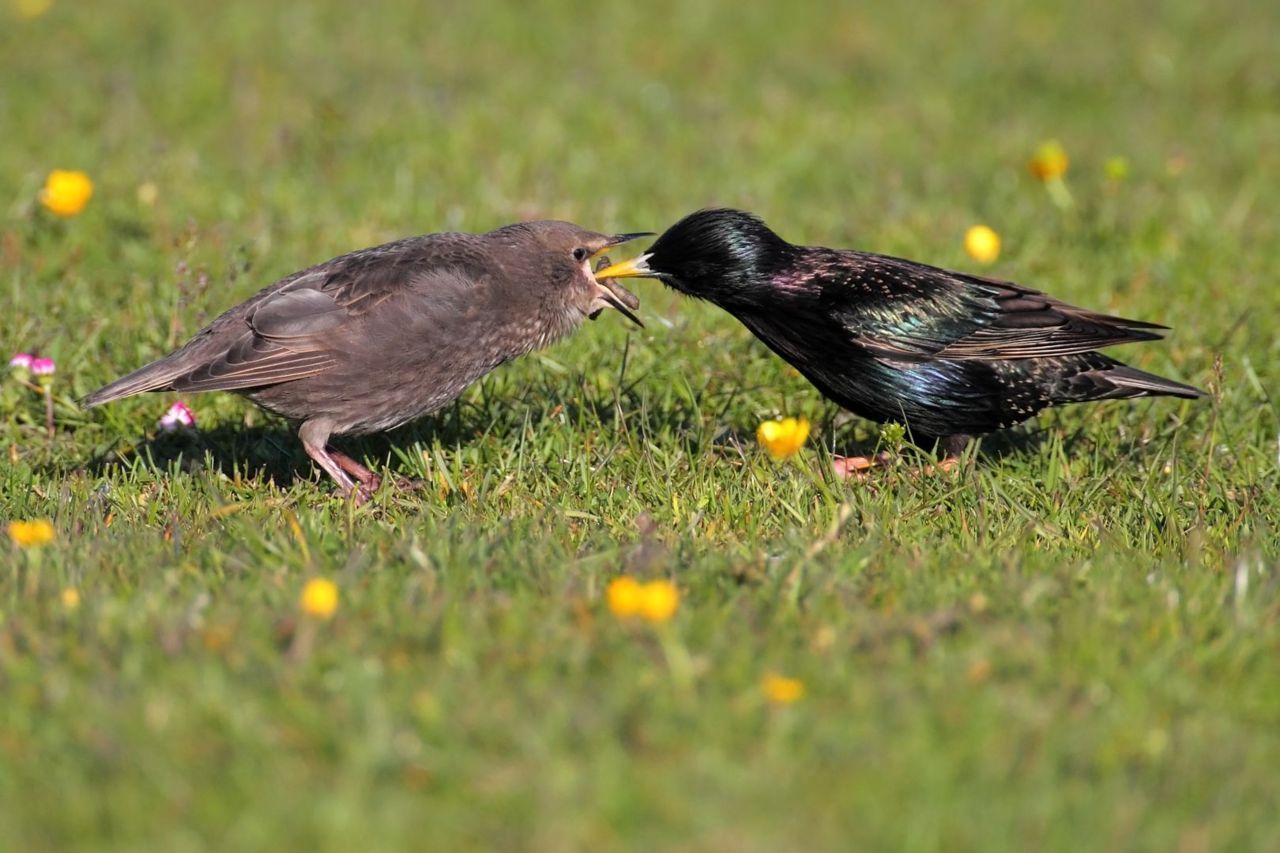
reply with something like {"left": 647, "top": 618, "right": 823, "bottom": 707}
{"left": 81, "top": 232, "right": 494, "bottom": 411}
{"left": 729, "top": 245, "right": 1201, "bottom": 440}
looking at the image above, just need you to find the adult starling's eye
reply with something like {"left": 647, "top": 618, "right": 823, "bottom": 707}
{"left": 572, "top": 247, "right": 588, "bottom": 262}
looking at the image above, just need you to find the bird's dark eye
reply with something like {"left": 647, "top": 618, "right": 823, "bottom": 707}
{"left": 572, "top": 247, "right": 588, "bottom": 262}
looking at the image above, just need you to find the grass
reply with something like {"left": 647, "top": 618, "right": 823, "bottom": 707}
{"left": 3, "top": 0, "right": 1278, "bottom": 849}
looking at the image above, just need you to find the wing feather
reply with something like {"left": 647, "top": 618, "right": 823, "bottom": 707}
{"left": 823, "top": 255, "right": 1167, "bottom": 362}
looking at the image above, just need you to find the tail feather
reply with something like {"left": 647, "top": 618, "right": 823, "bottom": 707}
{"left": 1091, "top": 363, "right": 1205, "bottom": 401}
{"left": 80, "top": 356, "right": 188, "bottom": 408}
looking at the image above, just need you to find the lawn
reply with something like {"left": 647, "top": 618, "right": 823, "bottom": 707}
{"left": 2, "top": 0, "right": 1278, "bottom": 850}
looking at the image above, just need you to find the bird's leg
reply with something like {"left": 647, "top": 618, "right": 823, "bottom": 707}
{"left": 831, "top": 451, "right": 895, "bottom": 479}
{"left": 927, "top": 434, "right": 972, "bottom": 474}
{"left": 330, "top": 449, "right": 427, "bottom": 494}
{"left": 298, "top": 419, "right": 363, "bottom": 502}
{"left": 301, "top": 440, "right": 360, "bottom": 499}
{"left": 328, "top": 449, "right": 382, "bottom": 500}
{"left": 833, "top": 434, "right": 971, "bottom": 480}
{"left": 909, "top": 434, "right": 970, "bottom": 476}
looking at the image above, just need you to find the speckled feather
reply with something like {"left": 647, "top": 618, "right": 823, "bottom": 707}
{"left": 82, "top": 220, "right": 644, "bottom": 498}
{"left": 84, "top": 222, "right": 611, "bottom": 433}
{"left": 642, "top": 209, "right": 1203, "bottom": 445}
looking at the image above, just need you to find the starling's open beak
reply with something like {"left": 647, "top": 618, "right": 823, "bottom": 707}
{"left": 586, "top": 235, "right": 651, "bottom": 328}
{"left": 591, "top": 278, "right": 644, "bottom": 327}
{"left": 592, "top": 253, "right": 656, "bottom": 281}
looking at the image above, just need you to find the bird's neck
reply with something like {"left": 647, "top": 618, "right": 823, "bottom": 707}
{"left": 525, "top": 302, "right": 587, "bottom": 354}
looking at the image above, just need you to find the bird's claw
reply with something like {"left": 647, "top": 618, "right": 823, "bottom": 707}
{"left": 832, "top": 452, "right": 894, "bottom": 480}
{"left": 832, "top": 451, "right": 961, "bottom": 481}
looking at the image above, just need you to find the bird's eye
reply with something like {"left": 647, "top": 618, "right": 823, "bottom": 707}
{"left": 572, "top": 247, "right": 588, "bottom": 262}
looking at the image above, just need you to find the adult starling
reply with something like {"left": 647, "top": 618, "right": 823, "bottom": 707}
{"left": 594, "top": 208, "right": 1202, "bottom": 466}
{"left": 83, "top": 221, "right": 650, "bottom": 500}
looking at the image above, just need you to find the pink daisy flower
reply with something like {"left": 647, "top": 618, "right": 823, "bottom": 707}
{"left": 158, "top": 401, "right": 196, "bottom": 431}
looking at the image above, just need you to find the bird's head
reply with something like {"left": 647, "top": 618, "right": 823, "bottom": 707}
{"left": 488, "top": 221, "right": 651, "bottom": 330}
{"left": 592, "top": 208, "right": 794, "bottom": 305}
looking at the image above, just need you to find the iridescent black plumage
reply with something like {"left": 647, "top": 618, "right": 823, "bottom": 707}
{"left": 603, "top": 208, "right": 1202, "bottom": 454}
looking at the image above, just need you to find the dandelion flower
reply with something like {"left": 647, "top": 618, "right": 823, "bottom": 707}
{"left": 607, "top": 577, "right": 680, "bottom": 623}
{"left": 607, "top": 576, "right": 644, "bottom": 618}
{"left": 39, "top": 169, "right": 93, "bottom": 218}
{"left": 158, "top": 400, "right": 196, "bottom": 432}
{"left": 762, "top": 673, "right": 805, "bottom": 704}
{"left": 963, "top": 225, "right": 1001, "bottom": 264}
{"left": 300, "top": 578, "right": 339, "bottom": 619}
{"left": 61, "top": 588, "right": 80, "bottom": 610}
{"left": 638, "top": 579, "right": 679, "bottom": 623}
{"left": 756, "top": 416, "right": 810, "bottom": 460}
{"left": 8, "top": 519, "right": 54, "bottom": 548}
{"left": 1028, "top": 140, "right": 1069, "bottom": 181}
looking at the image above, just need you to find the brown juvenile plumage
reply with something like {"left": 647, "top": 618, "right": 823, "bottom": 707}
{"left": 83, "top": 221, "right": 648, "bottom": 501}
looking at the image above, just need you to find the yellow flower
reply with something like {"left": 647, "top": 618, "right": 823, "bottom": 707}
{"left": 638, "top": 579, "right": 679, "bottom": 623}
{"left": 963, "top": 225, "right": 1001, "bottom": 264}
{"left": 762, "top": 673, "right": 805, "bottom": 704}
{"left": 13, "top": 0, "right": 53, "bottom": 19}
{"left": 1104, "top": 156, "right": 1129, "bottom": 181}
{"left": 300, "top": 578, "right": 339, "bottom": 619}
{"left": 60, "top": 588, "right": 80, "bottom": 610}
{"left": 8, "top": 519, "right": 54, "bottom": 548}
{"left": 39, "top": 169, "right": 93, "bottom": 217}
{"left": 756, "top": 416, "right": 810, "bottom": 460}
{"left": 607, "top": 576, "right": 644, "bottom": 617}
{"left": 607, "top": 577, "right": 680, "bottom": 623}
{"left": 1028, "top": 140, "right": 1069, "bottom": 181}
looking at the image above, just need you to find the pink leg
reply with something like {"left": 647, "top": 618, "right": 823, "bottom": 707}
{"left": 329, "top": 449, "right": 382, "bottom": 501}
{"left": 833, "top": 435, "right": 971, "bottom": 480}
{"left": 299, "top": 419, "right": 361, "bottom": 501}
{"left": 832, "top": 451, "right": 895, "bottom": 480}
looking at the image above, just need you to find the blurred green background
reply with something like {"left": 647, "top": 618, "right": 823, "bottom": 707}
{"left": 3, "top": 1, "right": 1278, "bottom": 850}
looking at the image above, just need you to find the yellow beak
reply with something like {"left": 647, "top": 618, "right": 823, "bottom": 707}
{"left": 592, "top": 253, "right": 655, "bottom": 281}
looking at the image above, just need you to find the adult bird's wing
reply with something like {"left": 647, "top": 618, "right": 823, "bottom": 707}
{"left": 172, "top": 237, "right": 459, "bottom": 392}
{"left": 822, "top": 253, "right": 1167, "bottom": 363}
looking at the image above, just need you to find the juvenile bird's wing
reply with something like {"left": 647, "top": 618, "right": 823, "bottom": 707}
{"left": 172, "top": 237, "right": 477, "bottom": 392}
{"left": 820, "top": 252, "right": 1166, "bottom": 362}
{"left": 171, "top": 285, "right": 343, "bottom": 391}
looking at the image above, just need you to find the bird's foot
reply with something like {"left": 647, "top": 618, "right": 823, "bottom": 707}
{"left": 922, "top": 456, "right": 961, "bottom": 476}
{"left": 330, "top": 449, "right": 382, "bottom": 503}
{"left": 392, "top": 476, "right": 429, "bottom": 492}
{"left": 832, "top": 452, "right": 895, "bottom": 480}
{"left": 832, "top": 451, "right": 963, "bottom": 481}
{"left": 351, "top": 482, "right": 378, "bottom": 505}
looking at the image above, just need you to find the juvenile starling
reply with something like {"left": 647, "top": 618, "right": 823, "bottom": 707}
{"left": 594, "top": 208, "right": 1203, "bottom": 466}
{"left": 83, "top": 222, "right": 649, "bottom": 500}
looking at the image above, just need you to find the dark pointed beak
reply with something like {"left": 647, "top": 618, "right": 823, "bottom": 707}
{"left": 588, "top": 233, "right": 654, "bottom": 264}
{"left": 605, "top": 231, "right": 655, "bottom": 247}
